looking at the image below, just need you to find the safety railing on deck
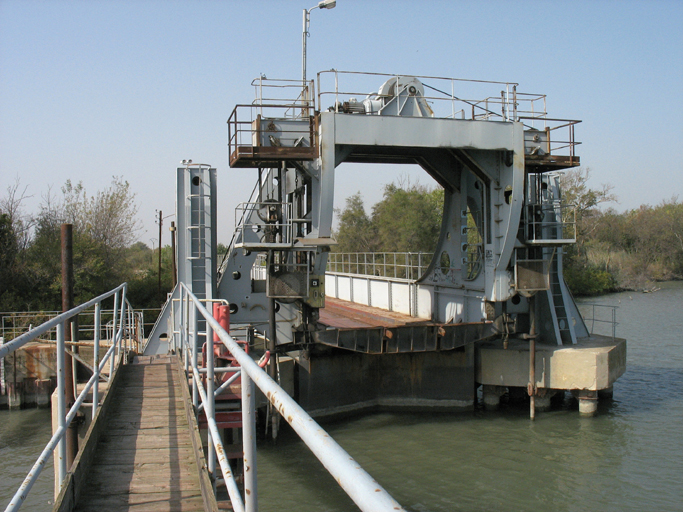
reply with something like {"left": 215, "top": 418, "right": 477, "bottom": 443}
{"left": 317, "top": 69, "right": 520, "bottom": 121}
{"left": 173, "top": 282, "right": 405, "bottom": 512}
{"left": 523, "top": 202, "right": 577, "bottom": 245}
{"left": 228, "top": 78, "right": 317, "bottom": 168}
{"left": 1, "top": 284, "right": 134, "bottom": 512}
{"left": 315, "top": 70, "right": 580, "bottom": 159}
{"left": 1, "top": 308, "right": 146, "bottom": 349}
{"left": 579, "top": 303, "right": 619, "bottom": 341}
{"left": 327, "top": 251, "right": 432, "bottom": 280}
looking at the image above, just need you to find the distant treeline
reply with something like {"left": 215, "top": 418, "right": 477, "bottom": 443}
{"left": 2, "top": 169, "right": 680, "bottom": 316}
{"left": 0, "top": 177, "right": 174, "bottom": 312}
{"left": 333, "top": 169, "right": 683, "bottom": 296}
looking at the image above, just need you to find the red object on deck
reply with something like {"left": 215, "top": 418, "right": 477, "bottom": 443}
{"left": 213, "top": 303, "right": 230, "bottom": 339}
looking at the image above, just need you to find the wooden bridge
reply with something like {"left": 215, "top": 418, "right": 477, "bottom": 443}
{"left": 55, "top": 354, "right": 218, "bottom": 512}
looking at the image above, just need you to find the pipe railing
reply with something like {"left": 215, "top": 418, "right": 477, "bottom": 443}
{"left": 1, "top": 306, "right": 151, "bottom": 348}
{"left": 317, "top": 69, "right": 520, "bottom": 121}
{"left": 327, "top": 251, "right": 433, "bottom": 280}
{"left": 2, "top": 283, "right": 133, "bottom": 512}
{"left": 175, "top": 282, "right": 406, "bottom": 512}
{"left": 579, "top": 303, "right": 619, "bottom": 341}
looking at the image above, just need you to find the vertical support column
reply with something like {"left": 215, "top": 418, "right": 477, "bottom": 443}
{"left": 242, "top": 371, "right": 257, "bottom": 512}
{"left": 267, "top": 251, "right": 279, "bottom": 439}
{"left": 60, "top": 224, "right": 77, "bottom": 471}
{"left": 528, "top": 295, "right": 537, "bottom": 420}
{"left": 576, "top": 390, "right": 598, "bottom": 416}
{"left": 171, "top": 221, "right": 178, "bottom": 288}
{"left": 92, "top": 302, "right": 101, "bottom": 420}
{"left": 158, "top": 210, "right": 163, "bottom": 303}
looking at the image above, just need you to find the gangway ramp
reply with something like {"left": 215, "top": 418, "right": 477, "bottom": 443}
{"left": 56, "top": 355, "right": 216, "bottom": 512}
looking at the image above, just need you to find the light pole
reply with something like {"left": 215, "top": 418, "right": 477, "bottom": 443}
{"left": 302, "top": 0, "right": 337, "bottom": 88}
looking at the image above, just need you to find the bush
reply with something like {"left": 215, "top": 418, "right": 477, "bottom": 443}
{"left": 564, "top": 262, "right": 618, "bottom": 296}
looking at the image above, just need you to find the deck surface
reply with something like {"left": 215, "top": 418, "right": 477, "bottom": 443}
{"left": 320, "top": 296, "right": 428, "bottom": 329}
{"left": 74, "top": 356, "right": 205, "bottom": 512}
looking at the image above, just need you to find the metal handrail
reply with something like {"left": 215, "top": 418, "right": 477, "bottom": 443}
{"left": 176, "top": 282, "right": 405, "bottom": 512}
{"left": 579, "top": 303, "right": 619, "bottom": 341}
{"left": 2, "top": 284, "right": 133, "bottom": 512}
{"left": 1, "top": 307, "right": 153, "bottom": 347}
{"left": 317, "top": 69, "right": 522, "bottom": 121}
{"left": 327, "top": 252, "right": 432, "bottom": 280}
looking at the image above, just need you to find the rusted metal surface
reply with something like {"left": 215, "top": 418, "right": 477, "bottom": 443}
{"left": 316, "top": 297, "right": 494, "bottom": 354}
{"left": 230, "top": 145, "right": 318, "bottom": 168}
{"left": 227, "top": 104, "right": 318, "bottom": 168}
{"left": 320, "top": 297, "right": 425, "bottom": 328}
{"left": 524, "top": 153, "right": 580, "bottom": 173}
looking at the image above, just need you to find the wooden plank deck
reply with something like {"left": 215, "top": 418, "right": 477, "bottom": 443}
{"left": 73, "top": 355, "right": 207, "bottom": 512}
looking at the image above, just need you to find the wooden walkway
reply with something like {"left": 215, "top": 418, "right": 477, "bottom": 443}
{"left": 73, "top": 355, "right": 209, "bottom": 512}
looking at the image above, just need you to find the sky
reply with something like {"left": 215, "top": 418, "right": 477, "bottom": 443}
{"left": 1, "top": 0, "right": 682, "bottom": 245}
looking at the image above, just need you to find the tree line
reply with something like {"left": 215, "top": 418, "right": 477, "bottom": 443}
{"left": 335, "top": 180, "right": 443, "bottom": 254}
{"left": 2, "top": 169, "right": 680, "bottom": 314}
{"left": 334, "top": 169, "right": 683, "bottom": 295}
{"left": 0, "top": 177, "right": 174, "bottom": 312}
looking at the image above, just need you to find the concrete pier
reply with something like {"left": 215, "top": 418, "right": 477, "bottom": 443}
{"left": 575, "top": 390, "right": 599, "bottom": 416}
{"left": 2, "top": 343, "right": 57, "bottom": 408}
{"left": 1, "top": 342, "right": 105, "bottom": 408}
{"left": 476, "top": 335, "right": 626, "bottom": 415}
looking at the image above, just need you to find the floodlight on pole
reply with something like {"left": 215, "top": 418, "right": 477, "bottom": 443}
{"left": 302, "top": 0, "right": 337, "bottom": 88}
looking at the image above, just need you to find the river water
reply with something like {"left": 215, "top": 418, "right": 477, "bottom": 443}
{"left": 0, "top": 408, "right": 54, "bottom": 510}
{"left": 2, "top": 282, "right": 682, "bottom": 511}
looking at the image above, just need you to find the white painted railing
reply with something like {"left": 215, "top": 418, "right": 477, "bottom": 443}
{"left": 326, "top": 271, "right": 428, "bottom": 318}
{"left": 174, "top": 282, "right": 406, "bottom": 512}
{"left": 2, "top": 284, "right": 133, "bottom": 512}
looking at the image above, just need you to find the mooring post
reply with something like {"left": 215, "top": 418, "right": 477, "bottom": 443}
{"left": 60, "top": 224, "right": 78, "bottom": 470}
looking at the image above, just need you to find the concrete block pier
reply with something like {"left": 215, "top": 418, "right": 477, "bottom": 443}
{"left": 476, "top": 335, "right": 626, "bottom": 415}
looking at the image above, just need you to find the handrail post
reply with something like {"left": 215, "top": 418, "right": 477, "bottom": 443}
{"left": 92, "top": 302, "right": 101, "bottom": 420}
{"left": 191, "top": 306, "right": 199, "bottom": 409}
{"left": 56, "top": 322, "right": 67, "bottom": 486}
{"left": 119, "top": 285, "right": 127, "bottom": 359}
{"left": 242, "top": 371, "right": 257, "bottom": 512}
{"left": 183, "top": 289, "right": 189, "bottom": 375}
{"left": 112, "top": 292, "right": 119, "bottom": 361}
{"left": 111, "top": 293, "right": 119, "bottom": 376}
{"left": 206, "top": 316, "right": 216, "bottom": 485}
{"left": 170, "top": 298, "right": 176, "bottom": 353}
